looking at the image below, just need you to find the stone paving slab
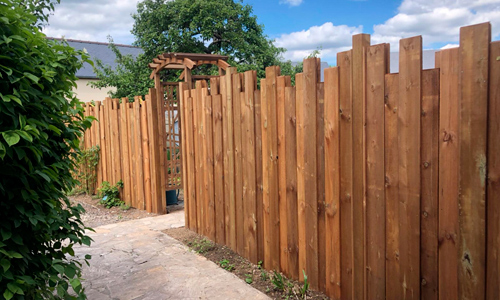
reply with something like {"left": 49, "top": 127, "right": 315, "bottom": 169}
{"left": 75, "top": 210, "right": 270, "bottom": 300}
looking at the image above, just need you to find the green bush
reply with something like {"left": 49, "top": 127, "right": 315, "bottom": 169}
{"left": 74, "top": 145, "right": 100, "bottom": 195}
{"left": 98, "top": 181, "right": 124, "bottom": 208}
{"left": 0, "top": 1, "right": 94, "bottom": 299}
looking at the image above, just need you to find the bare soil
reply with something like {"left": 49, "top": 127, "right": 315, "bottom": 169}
{"left": 164, "top": 227, "right": 330, "bottom": 300}
{"left": 68, "top": 193, "right": 158, "bottom": 228}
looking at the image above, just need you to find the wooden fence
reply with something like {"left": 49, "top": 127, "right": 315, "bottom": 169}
{"left": 179, "top": 22, "right": 500, "bottom": 299}
{"left": 82, "top": 88, "right": 167, "bottom": 214}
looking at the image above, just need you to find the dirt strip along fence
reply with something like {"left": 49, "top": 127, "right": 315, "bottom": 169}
{"left": 179, "top": 22, "right": 500, "bottom": 299}
{"left": 82, "top": 88, "right": 167, "bottom": 214}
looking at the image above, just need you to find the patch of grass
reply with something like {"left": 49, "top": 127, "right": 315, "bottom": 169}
{"left": 188, "top": 238, "right": 215, "bottom": 254}
{"left": 120, "top": 203, "right": 131, "bottom": 211}
{"left": 271, "top": 271, "right": 285, "bottom": 291}
{"left": 245, "top": 273, "right": 253, "bottom": 284}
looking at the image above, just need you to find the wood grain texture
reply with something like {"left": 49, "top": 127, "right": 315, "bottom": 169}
{"left": 213, "top": 93, "right": 225, "bottom": 244}
{"left": 458, "top": 23, "right": 490, "bottom": 300}
{"left": 398, "top": 36, "right": 422, "bottom": 299}
{"left": 297, "top": 58, "right": 318, "bottom": 287}
{"left": 140, "top": 101, "right": 152, "bottom": 214}
{"left": 438, "top": 48, "right": 459, "bottom": 300}
{"left": 285, "top": 86, "right": 299, "bottom": 280}
{"left": 184, "top": 89, "right": 198, "bottom": 231}
{"left": 420, "top": 69, "right": 439, "bottom": 300}
{"left": 365, "top": 43, "right": 386, "bottom": 300}
{"left": 352, "top": 34, "right": 369, "bottom": 300}
{"left": 264, "top": 67, "right": 281, "bottom": 270}
{"left": 487, "top": 40, "right": 500, "bottom": 300}
{"left": 317, "top": 80, "right": 326, "bottom": 292}
{"left": 295, "top": 73, "right": 306, "bottom": 280}
{"left": 338, "top": 50, "right": 353, "bottom": 299}
{"left": 254, "top": 89, "right": 265, "bottom": 264}
{"left": 384, "top": 73, "right": 401, "bottom": 300}
{"left": 133, "top": 101, "right": 145, "bottom": 210}
{"left": 232, "top": 74, "right": 244, "bottom": 255}
{"left": 324, "top": 67, "right": 341, "bottom": 299}
{"left": 205, "top": 94, "right": 216, "bottom": 241}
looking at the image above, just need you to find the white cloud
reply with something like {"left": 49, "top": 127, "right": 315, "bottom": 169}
{"left": 441, "top": 43, "right": 459, "bottom": 49}
{"left": 43, "top": 0, "right": 140, "bottom": 44}
{"left": 372, "top": 0, "right": 500, "bottom": 49}
{"left": 279, "top": 0, "right": 304, "bottom": 7}
{"left": 274, "top": 22, "right": 362, "bottom": 62}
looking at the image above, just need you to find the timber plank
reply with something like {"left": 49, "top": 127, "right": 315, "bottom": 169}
{"left": 120, "top": 99, "right": 131, "bottom": 206}
{"left": 297, "top": 58, "right": 318, "bottom": 287}
{"left": 384, "top": 73, "right": 401, "bottom": 300}
{"left": 365, "top": 43, "right": 386, "bottom": 299}
{"left": 243, "top": 71, "right": 258, "bottom": 263}
{"left": 205, "top": 94, "right": 216, "bottom": 241}
{"left": 141, "top": 101, "right": 152, "bottom": 213}
{"left": 185, "top": 89, "right": 198, "bottom": 231}
{"left": 317, "top": 80, "right": 326, "bottom": 292}
{"left": 213, "top": 94, "right": 225, "bottom": 244}
{"left": 133, "top": 101, "right": 145, "bottom": 210}
{"left": 352, "top": 34, "right": 370, "bottom": 300}
{"left": 225, "top": 68, "right": 237, "bottom": 249}
{"left": 233, "top": 74, "right": 244, "bottom": 255}
{"left": 458, "top": 23, "right": 490, "bottom": 300}
{"left": 254, "top": 89, "right": 265, "bottom": 263}
{"left": 324, "top": 67, "right": 341, "bottom": 299}
{"left": 420, "top": 69, "right": 439, "bottom": 300}
{"left": 438, "top": 48, "right": 459, "bottom": 299}
{"left": 338, "top": 50, "right": 353, "bottom": 299}
{"left": 487, "top": 40, "right": 500, "bottom": 299}
{"left": 398, "top": 36, "right": 422, "bottom": 299}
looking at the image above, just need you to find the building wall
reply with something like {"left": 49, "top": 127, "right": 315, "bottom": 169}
{"left": 74, "top": 78, "right": 115, "bottom": 102}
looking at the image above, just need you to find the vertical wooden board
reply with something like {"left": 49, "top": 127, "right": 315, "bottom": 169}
{"left": 154, "top": 76, "right": 167, "bottom": 208}
{"left": 324, "top": 67, "right": 341, "bottom": 299}
{"left": 141, "top": 101, "right": 152, "bottom": 213}
{"left": 232, "top": 74, "right": 244, "bottom": 255}
{"left": 112, "top": 99, "right": 122, "bottom": 185}
{"left": 384, "top": 74, "right": 401, "bottom": 300}
{"left": 200, "top": 87, "right": 208, "bottom": 236}
{"left": 129, "top": 101, "right": 138, "bottom": 208}
{"left": 261, "top": 77, "right": 271, "bottom": 269}
{"left": 420, "top": 69, "right": 439, "bottom": 300}
{"left": 338, "top": 50, "right": 354, "bottom": 299}
{"left": 193, "top": 83, "right": 203, "bottom": 232}
{"left": 94, "top": 102, "right": 102, "bottom": 190}
{"left": 243, "top": 71, "right": 257, "bottom": 263}
{"left": 179, "top": 83, "right": 189, "bottom": 227}
{"left": 205, "top": 94, "right": 216, "bottom": 241}
{"left": 398, "top": 36, "right": 422, "bottom": 299}
{"left": 487, "top": 41, "right": 500, "bottom": 299}
{"left": 104, "top": 98, "right": 113, "bottom": 183}
{"left": 213, "top": 94, "right": 225, "bottom": 244}
{"left": 185, "top": 90, "right": 198, "bottom": 231}
{"left": 295, "top": 74, "right": 306, "bottom": 278}
{"left": 99, "top": 102, "right": 107, "bottom": 183}
{"left": 120, "top": 100, "right": 131, "bottom": 206}
{"left": 224, "top": 68, "right": 237, "bottom": 249}
{"left": 317, "top": 81, "right": 326, "bottom": 292}
{"left": 277, "top": 75, "right": 289, "bottom": 274}
{"left": 297, "top": 58, "right": 318, "bottom": 287}
{"left": 438, "top": 48, "right": 459, "bottom": 299}
{"left": 458, "top": 23, "right": 490, "bottom": 300}
{"left": 134, "top": 101, "right": 145, "bottom": 210}
{"left": 265, "top": 66, "right": 281, "bottom": 271}
{"left": 254, "top": 89, "right": 265, "bottom": 263}
{"left": 365, "top": 44, "right": 386, "bottom": 299}
{"left": 84, "top": 103, "right": 90, "bottom": 149}
{"left": 284, "top": 86, "right": 299, "bottom": 280}
{"left": 147, "top": 88, "right": 164, "bottom": 214}
{"left": 352, "top": 34, "right": 370, "bottom": 300}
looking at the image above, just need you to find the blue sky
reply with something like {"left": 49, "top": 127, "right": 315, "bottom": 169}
{"left": 43, "top": 0, "right": 500, "bottom": 65}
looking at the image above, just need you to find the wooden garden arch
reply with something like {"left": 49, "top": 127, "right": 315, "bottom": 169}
{"left": 148, "top": 53, "right": 230, "bottom": 191}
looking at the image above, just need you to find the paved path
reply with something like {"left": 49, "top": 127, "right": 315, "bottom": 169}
{"left": 75, "top": 210, "right": 269, "bottom": 300}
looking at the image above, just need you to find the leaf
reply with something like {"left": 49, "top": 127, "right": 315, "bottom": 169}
{"left": 2, "top": 132, "right": 20, "bottom": 146}
{"left": 53, "top": 264, "right": 64, "bottom": 274}
{"left": 85, "top": 254, "right": 91, "bottom": 260}
{"left": 23, "top": 72, "right": 39, "bottom": 83}
{"left": 17, "top": 131, "right": 32, "bottom": 142}
{"left": 0, "top": 142, "right": 5, "bottom": 159}
{"left": 35, "top": 170, "right": 51, "bottom": 182}
{"left": 3, "top": 289, "right": 13, "bottom": 300}
{"left": 10, "top": 252, "right": 22, "bottom": 259}
{"left": 69, "top": 277, "right": 81, "bottom": 290}
{"left": 64, "top": 265, "right": 76, "bottom": 278}
{"left": 0, "top": 259, "right": 10, "bottom": 272}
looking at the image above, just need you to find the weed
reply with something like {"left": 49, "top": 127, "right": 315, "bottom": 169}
{"left": 218, "top": 259, "right": 235, "bottom": 271}
{"left": 260, "top": 269, "right": 269, "bottom": 281}
{"left": 245, "top": 273, "right": 253, "bottom": 284}
{"left": 188, "top": 238, "right": 215, "bottom": 254}
{"left": 120, "top": 203, "right": 131, "bottom": 211}
{"left": 257, "top": 260, "right": 263, "bottom": 269}
{"left": 271, "top": 271, "right": 285, "bottom": 291}
{"left": 98, "top": 180, "right": 124, "bottom": 208}
{"left": 300, "top": 270, "right": 309, "bottom": 297}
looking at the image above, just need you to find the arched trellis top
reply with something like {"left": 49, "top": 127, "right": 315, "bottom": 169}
{"left": 148, "top": 52, "right": 230, "bottom": 80}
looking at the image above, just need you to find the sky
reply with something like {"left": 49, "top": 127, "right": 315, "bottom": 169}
{"left": 42, "top": 0, "right": 500, "bottom": 65}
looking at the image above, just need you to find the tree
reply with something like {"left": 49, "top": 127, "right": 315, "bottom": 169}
{"left": 0, "top": 1, "right": 93, "bottom": 298}
{"left": 93, "top": 0, "right": 300, "bottom": 98}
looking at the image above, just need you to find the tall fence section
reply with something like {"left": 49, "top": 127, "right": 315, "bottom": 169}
{"left": 82, "top": 88, "right": 167, "bottom": 214}
{"left": 179, "top": 23, "right": 500, "bottom": 299}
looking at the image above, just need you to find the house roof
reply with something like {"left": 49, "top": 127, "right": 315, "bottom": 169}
{"left": 47, "top": 38, "right": 143, "bottom": 79}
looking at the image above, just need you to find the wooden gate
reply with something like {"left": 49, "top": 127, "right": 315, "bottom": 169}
{"left": 162, "top": 82, "right": 182, "bottom": 191}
